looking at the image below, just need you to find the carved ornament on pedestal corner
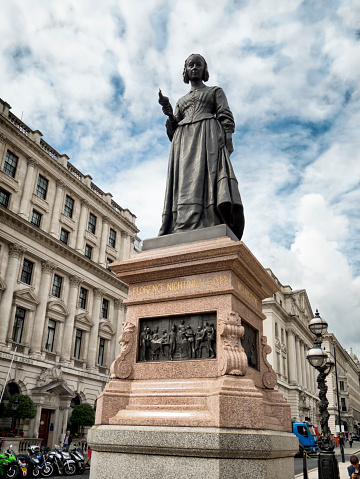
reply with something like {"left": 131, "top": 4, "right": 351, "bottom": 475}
{"left": 110, "top": 321, "right": 136, "bottom": 379}
{"left": 218, "top": 311, "right": 248, "bottom": 376}
{"left": 261, "top": 335, "right": 278, "bottom": 389}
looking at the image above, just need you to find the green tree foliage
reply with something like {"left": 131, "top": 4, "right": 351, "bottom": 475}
{"left": 4, "top": 394, "right": 36, "bottom": 420}
{"left": 70, "top": 403, "right": 95, "bottom": 428}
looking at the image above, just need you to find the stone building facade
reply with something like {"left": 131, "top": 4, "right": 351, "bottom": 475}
{"left": 0, "top": 98, "right": 139, "bottom": 447}
{"left": 263, "top": 269, "right": 360, "bottom": 435}
{"left": 262, "top": 270, "right": 319, "bottom": 426}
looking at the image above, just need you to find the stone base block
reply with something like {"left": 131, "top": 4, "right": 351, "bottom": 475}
{"left": 88, "top": 425, "right": 298, "bottom": 479}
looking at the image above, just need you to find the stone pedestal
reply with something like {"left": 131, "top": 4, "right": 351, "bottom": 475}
{"left": 89, "top": 236, "right": 298, "bottom": 478}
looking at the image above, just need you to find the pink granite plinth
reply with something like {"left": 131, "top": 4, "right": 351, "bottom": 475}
{"left": 96, "top": 237, "right": 291, "bottom": 433}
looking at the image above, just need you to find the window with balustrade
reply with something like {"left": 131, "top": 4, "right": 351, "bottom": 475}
{"left": 88, "top": 213, "right": 97, "bottom": 234}
{"left": 109, "top": 228, "right": 116, "bottom": 248}
{"left": 3, "top": 150, "right": 18, "bottom": 178}
{"left": 52, "top": 274, "right": 63, "bottom": 298}
{"left": 31, "top": 209, "right": 42, "bottom": 228}
{"left": 12, "top": 307, "right": 26, "bottom": 343}
{"left": 74, "top": 329, "right": 82, "bottom": 359}
{"left": 64, "top": 195, "right": 74, "bottom": 218}
{"left": 36, "top": 174, "right": 49, "bottom": 200}
{"left": 45, "top": 319, "right": 56, "bottom": 352}
{"left": 98, "top": 338, "right": 106, "bottom": 366}
{"left": 0, "top": 187, "right": 10, "bottom": 208}
{"left": 20, "top": 259, "right": 34, "bottom": 285}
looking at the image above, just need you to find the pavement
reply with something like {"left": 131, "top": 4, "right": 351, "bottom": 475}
{"left": 295, "top": 443, "right": 360, "bottom": 478}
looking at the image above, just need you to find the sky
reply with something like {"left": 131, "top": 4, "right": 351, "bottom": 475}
{"left": 0, "top": 0, "right": 359, "bottom": 354}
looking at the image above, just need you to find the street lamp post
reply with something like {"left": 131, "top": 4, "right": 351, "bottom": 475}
{"left": 10, "top": 396, "right": 19, "bottom": 434}
{"left": 332, "top": 340, "right": 345, "bottom": 463}
{"left": 307, "top": 310, "right": 340, "bottom": 479}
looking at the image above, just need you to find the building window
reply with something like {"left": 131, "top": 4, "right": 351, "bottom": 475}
{"left": 109, "top": 228, "right": 116, "bottom": 248}
{"left": 78, "top": 287, "right": 88, "bottom": 309}
{"left": 106, "top": 258, "right": 113, "bottom": 271}
{"left": 341, "top": 397, "right": 347, "bottom": 412}
{"left": 84, "top": 244, "right": 92, "bottom": 259}
{"left": 20, "top": 259, "right": 34, "bottom": 285}
{"left": 98, "top": 338, "right": 105, "bottom": 366}
{"left": 60, "top": 228, "right": 69, "bottom": 245}
{"left": 275, "top": 322, "right": 278, "bottom": 338}
{"left": 88, "top": 213, "right": 97, "bottom": 234}
{"left": 102, "top": 298, "right": 109, "bottom": 319}
{"left": 74, "top": 329, "right": 82, "bottom": 359}
{"left": 281, "top": 328, "right": 284, "bottom": 342}
{"left": 12, "top": 307, "right": 25, "bottom": 343}
{"left": 45, "top": 319, "right": 56, "bottom": 352}
{"left": 31, "top": 209, "right": 42, "bottom": 228}
{"left": 339, "top": 381, "right": 345, "bottom": 391}
{"left": 52, "top": 274, "right": 63, "bottom": 298}
{"left": 0, "top": 187, "right": 10, "bottom": 208}
{"left": 64, "top": 195, "right": 74, "bottom": 218}
{"left": 3, "top": 150, "right": 18, "bottom": 178}
{"left": 36, "top": 174, "right": 48, "bottom": 200}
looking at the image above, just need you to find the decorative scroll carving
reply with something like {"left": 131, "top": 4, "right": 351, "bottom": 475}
{"left": 41, "top": 261, "right": 56, "bottom": 274}
{"left": 218, "top": 312, "right": 248, "bottom": 376}
{"left": 137, "top": 313, "right": 216, "bottom": 362}
{"left": 261, "top": 336, "right": 278, "bottom": 389}
{"left": 241, "top": 321, "right": 258, "bottom": 369}
{"left": 8, "top": 243, "right": 26, "bottom": 258}
{"left": 110, "top": 322, "right": 136, "bottom": 379}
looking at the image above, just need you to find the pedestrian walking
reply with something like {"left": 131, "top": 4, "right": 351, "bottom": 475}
{"left": 63, "top": 430, "right": 72, "bottom": 451}
{"left": 349, "top": 433, "right": 353, "bottom": 448}
{"left": 85, "top": 447, "right": 92, "bottom": 468}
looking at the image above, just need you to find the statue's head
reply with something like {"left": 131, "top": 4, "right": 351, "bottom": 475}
{"left": 183, "top": 54, "right": 209, "bottom": 84}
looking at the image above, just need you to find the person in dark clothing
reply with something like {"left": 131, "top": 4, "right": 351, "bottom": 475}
{"left": 348, "top": 455, "right": 360, "bottom": 479}
{"left": 63, "top": 430, "right": 72, "bottom": 451}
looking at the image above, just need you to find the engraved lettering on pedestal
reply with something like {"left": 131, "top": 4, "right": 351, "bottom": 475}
{"left": 137, "top": 313, "right": 216, "bottom": 363}
{"left": 261, "top": 335, "right": 278, "bottom": 389}
{"left": 110, "top": 322, "right": 136, "bottom": 379}
{"left": 218, "top": 311, "right": 248, "bottom": 376}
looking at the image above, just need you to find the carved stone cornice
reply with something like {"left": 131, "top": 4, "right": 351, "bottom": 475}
{"left": 69, "top": 275, "right": 83, "bottom": 287}
{"left": 93, "top": 288, "right": 105, "bottom": 299}
{"left": 8, "top": 243, "right": 26, "bottom": 258}
{"left": 0, "top": 202, "right": 128, "bottom": 293}
{"left": 114, "top": 298, "right": 124, "bottom": 310}
{"left": 41, "top": 261, "right": 56, "bottom": 274}
{"left": 27, "top": 157, "right": 38, "bottom": 168}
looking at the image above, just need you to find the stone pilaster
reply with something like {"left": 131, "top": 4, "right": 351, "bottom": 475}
{"left": 287, "top": 328, "right": 297, "bottom": 385}
{"left": 50, "top": 180, "right": 65, "bottom": 237}
{"left": 99, "top": 217, "right": 110, "bottom": 266}
{"left": 76, "top": 200, "right": 89, "bottom": 253}
{"left": 31, "top": 261, "right": 56, "bottom": 356}
{"left": 120, "top": 232, "right": 129, "bottom": 261}
{"left": 87, "top": 288, "right": 104, "bottom": 370}
{"left": 19, "top": 158, "right": 37, "bottom": 219}
{"left": 295, "top": 336, "right": 302, "bottom": 387}
{"left": 61, "top": 276, "right": 82, "bottom": 363}
{"left": 0, "top": 244, "right": 26, "bottom": 346}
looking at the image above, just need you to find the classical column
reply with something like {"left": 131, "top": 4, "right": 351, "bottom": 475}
{"left": 55, "top": 321, "right": 65, "bottom": 358}
{"left": 50, "top": 180, "right": 65, "bottom": 237}
{"left": 31, "top": 261, "right": 56, "bottom": 356}
{"left": 86, "top": 289, "right": 103, "bottom": 370}
{"left": 76, "top": 200, "right": 89, "bottom": 252}
{"left": 120, "top": 232, "right": 129, "bottom": 261}
{"left": 61, "top": 276, "right": 82, "bottom": 363}
{"left": 295, "top": 336, "right": 302, "bottom": 388}
{"left": 0, "top": 244, "right": 26, "bottom": 346}
{"left": 287, "top": 328, "right": 297, "bottom": 385}
{"left": 99, "top": 216, "right": 110, "bottom": 266}
{"left": 113, "top": 299, "right": 125, "bottom": 359}
{"left": 300, "top": 341, "right": 308, "bottom": 390}
{"left": 32, "top": 404, "right": 42, "bottom": 438}
{"left": 61, "top": 407, "right": 70, "bottom": 438}
{"left": 129, "top": 236, "right": 135, "bottom": 258}
{"left": 19, "top": 158, "right": 37, "bottom": 219}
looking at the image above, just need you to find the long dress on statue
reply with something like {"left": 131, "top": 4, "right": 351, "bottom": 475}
{"left": 159, "top": 85, "right": 244, "bottom": 240}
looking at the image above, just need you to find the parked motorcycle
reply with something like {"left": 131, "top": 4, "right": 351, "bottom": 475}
{"left": 69, "top": 445, "right": 85, "bottom": 475}
{"left": 26, "top": 446, "right": 52, "bottom": 478}
{"left": 44, "top": 446, "right": 64, "bottom": 476}
{"left": 59, "top": 447, "right": 76, "bottom": 476}
{"left": 0, "top": 445, "right": 26, "bottom": 478}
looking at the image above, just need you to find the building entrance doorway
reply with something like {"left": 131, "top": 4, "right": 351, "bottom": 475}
{"left": 38, "top": 409, "right": 52, "bottom": 446}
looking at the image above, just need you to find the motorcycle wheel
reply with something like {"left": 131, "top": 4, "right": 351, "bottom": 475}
{"left": 40, "top": 464, "right": 53, "bottom": 477}
{"left": 32, "top": 467, "right": 41, "bottom": 478}
{"left": 64, "top": 463, "right": 76, "bottom": 476}
{"left": 5, "top": 466, "right": 19, "bottom": 479}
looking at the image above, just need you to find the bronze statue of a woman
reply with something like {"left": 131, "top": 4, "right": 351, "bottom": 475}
{"left": 158, "top": 54, "right": 244, "bottom": 240}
